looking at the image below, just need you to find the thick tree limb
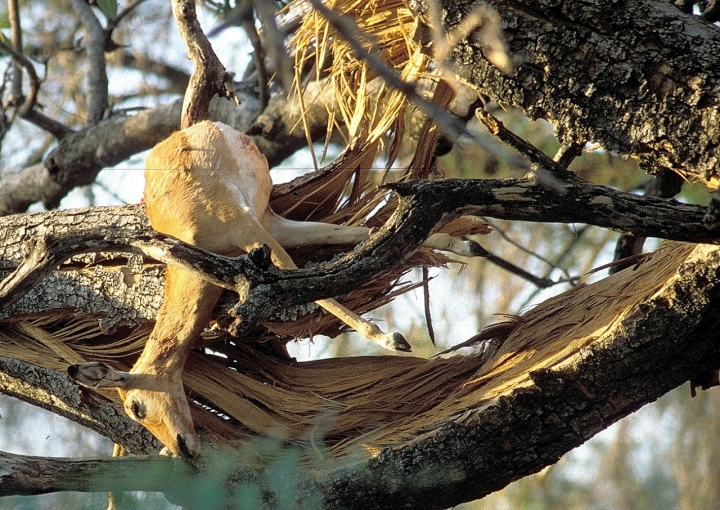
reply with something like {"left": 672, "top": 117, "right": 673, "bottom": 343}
{"left": 0, "top": 450, "right": 176, "bottom": 496}
{"left": 181, "top": 175, "right": 720, "bottom": 328}
{"left": 1, "top": 175, "right": 717, "bottom": 330}
{"left": 0, "top": 357, "right": 160, "bottom": 454}
{"left": 41, "top": 102, "right": 180, "bottom": 201}
{"left": 611, "top": 168, "right": 684, "bottom": 273}
{"left": 2, "top": 2, "right": 719, "bottom": 505}
{"left": 0, "top": 228, "right": 267, "bottom": 312}
{"left": 1, "top": 243, "right": 719, "bottom": 509}
{"left": 427, "top": 0, "right": 720, "bottom": 182}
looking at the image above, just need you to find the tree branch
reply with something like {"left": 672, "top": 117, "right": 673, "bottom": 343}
{"left": 69, "top": 0, "right": 109, "bottom": 124}
{"left": 0, "top": 449, "right": 176, "bottom": 496}
{"left": 0, "top": 36, "right": 72, "bottom": 138}
{"left": 0, "top": 357, "right": 160, "bottom": 454}
{"left": 171, "top": 0, "right": 238, "bottom": 128}
{"left": 3, "top": 76, "right": 337, "bottom": 216}
{"left": 2, "top": 242, "right": 720, "bottom": 508}
{"left": 0, "top": 228, "right": 269, "bottom": 312}
{"left": 116, "top": 51, "right": 191, "bottom": 95}
{"left": 307, "top": 0, "right": 525, "bottom": 169}
{"left": 36, "top": 101, "right": 182, "bottom": 210}
{"left": 427, "top": 0, "right": 720, "bottom": 182}
{"left": 232, "top": 176, "right": 720, "bottom": 328}
{"left": 1, "top": 176, "right": 717, "bottom": 330}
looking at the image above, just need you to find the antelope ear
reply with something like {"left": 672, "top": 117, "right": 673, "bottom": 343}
{"left": 68, "top": 362, "right": 130, "bottom": 389}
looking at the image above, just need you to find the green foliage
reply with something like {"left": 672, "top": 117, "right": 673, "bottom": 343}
{"left": 95, "top": 0, "right": 118, "bottom": 19}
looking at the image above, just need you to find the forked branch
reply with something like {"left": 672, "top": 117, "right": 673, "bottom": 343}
{"left": 2, "top": 242, "right": 720, "bottom": 508}
{"left": 171, "top": 0, "right": 239, "bottom": 128}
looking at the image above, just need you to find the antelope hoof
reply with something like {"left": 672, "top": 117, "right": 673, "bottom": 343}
{"left": 248, "top": 244, "right": 272, "bottom": 270}
{"left": 467, "top": 239, "right": 489, "bottom": 257}
{"left": 177, "top": 433, "right": 201, "bottom": 459}
{"left": 381, "top": 332, "right": 412, "bottom": 352}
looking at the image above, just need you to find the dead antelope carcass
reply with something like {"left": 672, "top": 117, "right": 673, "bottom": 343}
{"left": 69, "top": 121, "right": 487, "bottom": 457}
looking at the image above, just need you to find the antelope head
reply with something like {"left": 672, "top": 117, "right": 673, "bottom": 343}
{"left": 68, "top": 361, "right": 201, "bottom": 458}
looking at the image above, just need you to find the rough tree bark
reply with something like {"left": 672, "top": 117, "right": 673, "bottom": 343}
{"left": 431, "top": 0, "right": 720, "bottom": 182}
{"left": 1, "top": 239, "right": 719, "bottom": 509}
{"left": 1, "top": 0, "right": 719, "bottom": 508}
{"left": 1, "top": 177, "right": 719, "bottom": 507}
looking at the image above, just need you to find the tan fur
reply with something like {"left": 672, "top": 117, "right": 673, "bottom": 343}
{"left": 70, "top": 121, "right": 486, "bottom": 457}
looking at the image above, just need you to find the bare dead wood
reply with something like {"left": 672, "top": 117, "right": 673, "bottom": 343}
{"left": 0, "top": 2, "right": 717, "bottom": 506}
{"left": 306, "top": 0, "right": 526, "bottom": 171}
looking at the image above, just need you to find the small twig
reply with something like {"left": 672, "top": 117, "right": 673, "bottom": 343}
{"left": 553, "top": 142, "right": 585, "bottom": 168}
{"left": 7, "top": 0, "right": 23, "bottom": 103}
{"left": 519, "top": 225, "right": 592, "bottom": 310}
{"left": 586, "top": 252, "right": 654, "bottom": 276}
{"left": 0, "top": 40, "right": 37, "bottom": 114}
{"left": 92, "top": 179, "right": 129, "bottom": 205}
{"left": 433, "top": 317, "right": 521, "bottom": 359}
{"left": 471, "top": 242, "right": 554, "bottom": 288}
{"left": 422, "top": 267, "right": 436, "bottom": 345}
{"left": 253, "top": 0, "right": 294, "bottom": 92}
{"left": 0, "top": 40, "right": 72, "bottom": 138}
{"left": 475, "top": 109, "right": 577, "bottom": 186}
{"left": 483, "top": 217, "right": 573, "bottom": 280}
{"left": 103, "top": 0, "right": 148, "bottom": 36}
{"left": 120, "top": 52, "right": 190, "bottom": 93}
{"left": 238, "top": 3, "right": 271, "bottom": 111}
{"left": 307, "top": 0, "right": 529, "bottom": 169}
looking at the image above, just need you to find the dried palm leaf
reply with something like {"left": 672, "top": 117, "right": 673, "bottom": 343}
{"left": 286, "top": 0, "right": 432, "bottom": 160}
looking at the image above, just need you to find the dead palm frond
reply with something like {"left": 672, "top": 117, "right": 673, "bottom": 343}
{"left": 285, "top": 0, "right": 434, "bottom": 163}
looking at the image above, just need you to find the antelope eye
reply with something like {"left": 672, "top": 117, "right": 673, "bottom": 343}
{"left": 130, "top": 400, "right": 146, "bottom": 421}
